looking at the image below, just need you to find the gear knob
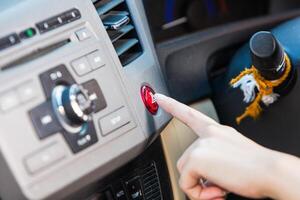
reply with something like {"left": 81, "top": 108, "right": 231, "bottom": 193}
{"left": 250, "top": 31, "right": 285, "bottom": 80}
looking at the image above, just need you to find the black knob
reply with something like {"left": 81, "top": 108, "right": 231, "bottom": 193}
{"left": 250, "top": 31, "right": 285, "bottom": 80}
{"left": 61, "top": 84, "right": 94, "bottom": 125}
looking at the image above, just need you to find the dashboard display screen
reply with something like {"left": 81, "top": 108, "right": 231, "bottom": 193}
{"left": 143, "top": 0, "right": 269, "bottom": 42}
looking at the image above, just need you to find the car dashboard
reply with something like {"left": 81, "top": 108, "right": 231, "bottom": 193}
{"left": 0, "top": 0, "right": 170, "bottom": 199}
{"left": 2, "top": 0, "right": 300, "bottom": 200}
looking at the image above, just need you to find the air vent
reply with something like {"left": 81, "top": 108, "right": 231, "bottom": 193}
{"left": 141, "top": 162, "right": 163, "bottom": 200}
{"left": 92, "top": 0, "right": 143, "bottom": 66}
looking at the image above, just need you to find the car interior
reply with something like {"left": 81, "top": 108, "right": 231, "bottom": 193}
{"left": 1, "top": 0, "right": 300, "bottom": 199}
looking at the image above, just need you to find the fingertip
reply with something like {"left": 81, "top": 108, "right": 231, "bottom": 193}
{"left": 154, "top": 93, "right": 169, "bottom": 107}
{"left": 154, "top": 93, "right": 174, "bottom": 113}
{"left": 154, "top": 93, "right": 167, "bottom": 101}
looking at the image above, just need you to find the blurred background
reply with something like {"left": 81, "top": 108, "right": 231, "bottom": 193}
{"left": 143, "top": 0, "right": 300, "bottom": 43}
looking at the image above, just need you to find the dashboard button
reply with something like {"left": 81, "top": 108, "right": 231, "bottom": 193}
{"left": 99, "top": 107, "right": 130, "bottom": 136}
{"left": 87, "top": 50, "right": 105, "bottom": 70}
{"left": 125, "top": 177, "right": 143, "bottom": 200}
{"left": 17, "top": 81, "right": 37, "bottom": 103}
{"left": 24, "top": 143, "right": 66, "bottom": 174}
{"left": 82, "top": 79, "right": 107, "bottom": 113}
{"left": 140, "top": 85, "right": 158, "bottom": 115}
{"left": 61, "top": 121, "right": 98, "bottom": 153}
{"left": 47, "top": 17, "right": 61, "bottom": 29}
{"left": 51, "top": 84, "right": 99, "bottom": 153}
{"left": 36, "top": 8, "right": 81, "bottom": 34}
{"left": 0, "top": 91, "right": 20, "bottom": 112}
{"left": 39, "top": 65, "right": 76, "bottom": 99}
{"left": 113, "top": 183, "right": 127, "bottom": 200}
{"left": 36, "top": 18, "right": 60, "bottom": 33}
{"left": 0, "top": 33, "right": 20, "bottom": 51}
{"left": 63, "top": 8, "right": 81, "bottom": 22}
{"left": 29, "top": 101, "right": 62, "bottom": 139}
{"left": 19, "top": 28, "right": 36, "bottom": 40}
{"left": 75, "top": 28, "right": 91, "bottom": 41}
{"left": 71, "top": 57, "right": 92, "bottom": 76}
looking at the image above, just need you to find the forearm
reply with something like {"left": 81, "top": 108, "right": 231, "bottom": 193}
{"left": 267, "top": 151, "right": 300, "bottom": 200}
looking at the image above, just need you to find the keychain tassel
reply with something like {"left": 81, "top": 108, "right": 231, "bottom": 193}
{"left": 230, "top": 54, "right": 291, "bottom": 124}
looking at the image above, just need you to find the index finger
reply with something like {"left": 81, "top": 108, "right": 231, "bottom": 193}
{"left": 155, "top": 94, "right": 218, "bottom": 135}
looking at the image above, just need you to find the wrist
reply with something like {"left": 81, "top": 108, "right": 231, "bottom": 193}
{"left": 258, "top": 148, "right": 283, "bottom": 199}
{"left": 262, "top": 150, "right": 294, "bottom": 200}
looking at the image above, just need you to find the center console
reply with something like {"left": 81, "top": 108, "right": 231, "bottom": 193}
{"left": 0, "top": 0, "right": 170, "bottom": 199}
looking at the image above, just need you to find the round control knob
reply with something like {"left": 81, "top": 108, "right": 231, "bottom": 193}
{"left": 141, "top": 85, "right": 158, "bottom": 115}
{"left": 250, "top": 31, "right": 285, "bottom": 80}
{"left": 61, "top": 84, "right": 94, "bottom": 124}
{"left": 52, "top": 84, "right": 94, "bottom": 134}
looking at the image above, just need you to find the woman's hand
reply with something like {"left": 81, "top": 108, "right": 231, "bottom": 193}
{"left": 155, "top": 94, "right": 279, "bottom": 200}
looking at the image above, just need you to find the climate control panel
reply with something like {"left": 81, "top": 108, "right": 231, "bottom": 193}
{"left": 29, "top": 65, "right": 107, "bottom": 153}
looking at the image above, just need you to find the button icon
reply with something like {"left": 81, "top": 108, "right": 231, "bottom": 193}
{"left": 0, "top": 91, "right": 20, "bottom": 112}
{"left": 17, "top": 81, "right": 37, "bottom": 103}
{"left": 111, "top": 115, "right": 121, "bottom": 125}
{"left": 50, "top": 71, "right": 62, "bottom": 81}
{"left": 82, "top": 79, "right": 107, "bottom": 113}
{"left": 39, "top": 65, "right": 76, "bottom": 99}
{"left": 75, "top": 28, "right": 91, "bottom": 41}
{"left": 89, "top": 92, "right": 98, "bottom": 101}
{"left": 99, "top": 107, "right": 131, "bottom": 136}
{"left": 57, "top": 17, "right": 63, "bottom": 24}
{"left": 29, "top": 102, "right": 62, "bottom": 139}
{"left": 77, "top": 134, "right": 92, "bottom": 146}
{"left": 41, "top": 115, "right": 53, "bottom": 125}
{"left": 114, "top": 184, "right": 127, "bottom": 200}
{"left": 87, "top": 50, "right": 105, "bottom": 70}
{"left": 116, "top": 190, "right": 125, "bottom": 198}
{"left": 125, "top": 177, "right": 143, "bottom": 200}
{"left": 72, "top": 57, "right": 92, "bottom": 76}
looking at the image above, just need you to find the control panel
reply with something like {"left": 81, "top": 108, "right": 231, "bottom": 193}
{"left": 0, "top": 0, "right": 170, "bottom": 199}
{"left": 0, "top": 9, "right": 81, "bottom": 51}
{"left": 36, "top": 8, "right": 81, "bottom": 34}
{"left": 90, "top": 162, "right": 162, "bottom": 200}
{"left": 31, "top": 65, "right": 107, "bottom": 153}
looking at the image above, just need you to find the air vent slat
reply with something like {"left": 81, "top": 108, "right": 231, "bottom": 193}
{"left": 119, "top": 52, "right": 142, "bottom": 66}
{"left": 108, "top": 10, "right": 129, "bottom": 16}
{"left": 108, "top": 24, "right": 134, "bottom": 43}
{"left": 143, "top": 168, "right": 156, "bottom": 177}
{"left": 93, "top": 0, "right": 143, "bottom": 66}
{"left": 141, "top": 162, "right": 163, "bottom": 200}
{"left": 114, "top": 39, "right": 138, "bottom": 56}
{"left": 95, "top": 0, "right": 124, "bottom": 16}
{"left": 144, "top": 186, "right": 160, "bottom": 195}
{"left": 143, "top": 173, "right": 157, "bottom": 182}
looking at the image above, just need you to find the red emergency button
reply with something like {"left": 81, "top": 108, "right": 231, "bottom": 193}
{"left": 141, "top": 85, "right": 158, "bottom": 115}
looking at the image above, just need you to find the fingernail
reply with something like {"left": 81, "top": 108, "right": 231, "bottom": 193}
{"left": 154, "top": 93, "right": 167, "bottom": 102}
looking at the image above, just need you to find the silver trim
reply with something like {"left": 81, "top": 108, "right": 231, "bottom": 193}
{"left": 51, "top": 85, "right": 83, "bottom": 134}
{"left": 68, "top": 84, "right": 92, "bottom": 122}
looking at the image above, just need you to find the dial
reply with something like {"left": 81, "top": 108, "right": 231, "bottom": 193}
{"left": 51, "top": 84, "right": 95, "bottom": 134}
